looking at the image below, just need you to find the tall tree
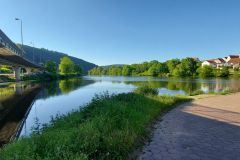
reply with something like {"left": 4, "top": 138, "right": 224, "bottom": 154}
{"left": 166, "top": 59, "right": 180, "bottom": 75}
{"left": 59, "top": 56, "right": 75, "bottom": 75}
{"left": 122, "top": 65, "right": 132, "bottom": 76}
{"left": 44, "top": 61, "right": 56, "bottom": 74}
{"left": 74, "top": 64, "right": 83, "bottom": 75}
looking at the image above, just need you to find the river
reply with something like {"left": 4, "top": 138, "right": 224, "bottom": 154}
{"left": 0, "top": 76, "right": 239, "bottom": 146}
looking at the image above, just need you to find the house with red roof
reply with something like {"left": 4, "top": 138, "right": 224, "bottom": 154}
{"left": 202, "top": 58, "right": 227, "bottom": 68}
{"left": 202, "top": 55, "right": 240, "bottom": 69}
{"left": 224, "top": 55, "right": 240, "bottom": 69}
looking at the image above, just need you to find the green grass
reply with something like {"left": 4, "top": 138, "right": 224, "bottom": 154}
{"left": 208, "top": 88, "right": 238, "bottom": 95}
{"left": 0, "top": 93, "right": 190, "bottom": 160}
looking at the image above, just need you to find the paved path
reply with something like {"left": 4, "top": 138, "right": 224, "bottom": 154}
{"left": 138, "top": 93, "right": 240, "bottom": 160}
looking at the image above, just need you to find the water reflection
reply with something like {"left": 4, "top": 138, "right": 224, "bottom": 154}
{"left": 0, "top": 76, "right": 239, "bottom": 146}
{"left": 88, "top": 76, "right": 240, "bottom": 95}
{"left": 0, "top": 78, "right": 95, "bottom": 146}
{"left": 0, "top": 83, "right": 42, "bottom": 147}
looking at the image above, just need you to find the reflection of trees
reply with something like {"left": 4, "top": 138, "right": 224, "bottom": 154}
{"left": 35, "top": 78, "right": 95, "bottom": 100}
{"left": 0, "top": 84, "right": 41, "bottom": 146}
{"left": 125, "top": 80, "right": 201, "bottom": 94}
{"left": 59, "top": 78, "right": 94, "bottom": 94}
{"left": 0, "top": 84, "right": 15, "bottom": 98}
{"left": 44, "top": 81, "right": 58, "bottom": 97}
{"left": 126, "top": 78, "right": 240, "bottom": 94}
{"left": 0, "top": 83, "right": 38, "bottom": 100}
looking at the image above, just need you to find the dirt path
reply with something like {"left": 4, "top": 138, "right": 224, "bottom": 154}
{"left": 138, "top": 93, "right": 240, "bottom": 160}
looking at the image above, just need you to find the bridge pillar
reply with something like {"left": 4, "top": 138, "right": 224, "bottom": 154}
{"left": 13, "top": 67, "right": 21, "bottom": 81}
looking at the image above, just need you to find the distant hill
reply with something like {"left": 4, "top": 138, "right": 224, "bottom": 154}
{"left": 101, "top": 64, "right": 125, "bottom": 69}
{"left": 21, "top": 45, "right": 97, "bottom": 72}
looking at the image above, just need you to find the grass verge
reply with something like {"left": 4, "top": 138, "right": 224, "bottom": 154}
{"left": 0, "top": 93, "right": 190, "bottom": 160}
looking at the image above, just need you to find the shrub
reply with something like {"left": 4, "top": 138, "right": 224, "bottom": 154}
{"left": 197, "top": 66, "right": 214, "bottom": 78}
{"left": 189, "top": 90, "right": 205, "bottom": 96}
{"left": 134, "top": 85, "right": 159, "bottom": 95}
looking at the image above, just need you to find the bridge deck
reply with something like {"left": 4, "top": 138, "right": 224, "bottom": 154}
{"left": 0, "top": 46, "right": 40, "bottom": 68}
{"left": 0, "top": 29, "right": 40, "bottom": 68}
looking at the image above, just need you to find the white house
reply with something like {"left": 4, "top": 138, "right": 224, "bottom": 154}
{"left": 202, "top": 60, "right": 217, "bottom": 67}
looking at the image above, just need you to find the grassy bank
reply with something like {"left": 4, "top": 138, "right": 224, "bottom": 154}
{"left": 22, "top": 72, "right": 82, "bottom": 82}
{"left": 0, "top": 93, "right": 190, "bottom": 160}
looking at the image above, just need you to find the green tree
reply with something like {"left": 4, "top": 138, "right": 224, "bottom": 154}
{"left": 172, "top": 64, "right": 185, "bottom": 77}
{"left": 148, "top": 65, "right": 159, "bottom": 76}
{"left": 180, "top": 58, "right": 198, "bottom": 76}
{"left": 58, "top": 56, "right": 75, "bottom": 75}
{"left": 122, "top": 65, "right": 132, "bottom": 76}
{"left": 166, "top": 59, "right": 180, "bottom": 75}
{"left": 73, "top": 64, "right": 83, "bottom": 75}
{"left": 44, "top": 61, "right": 56, "bottom": 74}
{"left": 197, "top": 66, "right": 214, "bottom": 78}
{"left": 214, "top": 67, "right": 229, "bottom": 77}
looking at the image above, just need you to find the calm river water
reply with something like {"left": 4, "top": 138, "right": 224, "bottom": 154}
{"left": 0, "top": 76, "right": 239, "bottom": 145}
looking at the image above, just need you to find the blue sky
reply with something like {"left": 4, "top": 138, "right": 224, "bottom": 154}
{"left": 1, "top": 0, "right": 240, "bottom": 65}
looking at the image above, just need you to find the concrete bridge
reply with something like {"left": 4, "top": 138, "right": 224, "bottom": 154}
{"left": 0, "top": 29, "right": 41, "bottom": 81}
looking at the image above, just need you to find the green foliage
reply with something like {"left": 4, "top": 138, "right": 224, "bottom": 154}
{"left": 44, "top": 61, "right": 56, "bottom": 74}
{"left": 89, "top": 58, "right": 199, "bottom": 77}
{"left": 166, "top": 59, "right": 180, "bottom": 75}
{"left": 134, "top": 85, "right": 159, "bottom": 95}
{"left": 189, "top": 90, "right": 205, "bottom": 96}
{"left": 0, "top": 93, "right": 190, "bottom": 160}
{"left": 172, "top": 64, "right": 185, "bottom": 77}
{"left": 22, "top": 72, "right": 58, "bottom": 81}
{"left": 88, "top": 57, "right": 233, "bottom": 78}
{"left": 214, "top": 67, "right": 230, "bottom": 77}
{"left": 122, "top": 65, "right": 132, "bottom": 76}
{"left": 172, "top": 58, "right": 198, "bottom": 77}
{"left": 58, "top": 56, "right": 75, "bottom": 75}
{"left": 197, "top": 66, "right": 214, "bottom": 78}
{"left": 73, "top": 64, "right": 83, "bottom": 75}
{"left": 0, "top": 65, "right": 12, "bottom": 74}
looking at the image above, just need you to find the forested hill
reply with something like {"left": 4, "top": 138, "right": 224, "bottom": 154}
{"left": 21, "top": 45, "right": 97, "bottom": 72}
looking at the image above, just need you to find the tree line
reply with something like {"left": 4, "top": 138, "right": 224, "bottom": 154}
{"left": 89, "top": 58, "right": 234, "bottom": 78}
{"left": 45, "top": 56, "right": 82, "bottom": 75}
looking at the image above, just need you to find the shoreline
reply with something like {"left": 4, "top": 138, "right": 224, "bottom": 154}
{"left": 0, "top": 93, "right": 190, "bottom": 159}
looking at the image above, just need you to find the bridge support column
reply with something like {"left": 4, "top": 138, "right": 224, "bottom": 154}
{"left": 13, "top": 67, "right": 21, "bottom": 81}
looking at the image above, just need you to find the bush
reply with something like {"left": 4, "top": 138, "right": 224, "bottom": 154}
{"left": 197, "top": 66, "right": 214, "bottom": 78}
{"left": 189, "top": 90, "right": 205, "bottom": 96}
{"left": 134, "top": 85, "right": 159, "bottom": 95}
{"left": 214, "top": 67, "right": 230, "bottom": 77}
{"left": 0, "top": 67, "right": 12, "bottom": 74}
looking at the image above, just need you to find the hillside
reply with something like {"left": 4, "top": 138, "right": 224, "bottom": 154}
{"left": 21, "top": 45, "right": 97, "bottom": 72}
{"left": 101, "top": 64, "right": 125, "bottom": 69}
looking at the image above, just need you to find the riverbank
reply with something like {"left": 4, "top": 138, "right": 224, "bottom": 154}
{"left": 0, "top": 72, "right": 82, "bottom": 83}
{"left": 0, "top": 93, "right": 190, "bottom": 159}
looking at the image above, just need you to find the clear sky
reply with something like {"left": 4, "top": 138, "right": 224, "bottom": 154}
{"left": 1, "top": 0, "right": 240, "bottom": 65}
